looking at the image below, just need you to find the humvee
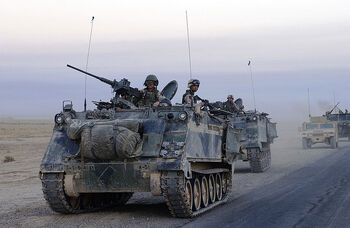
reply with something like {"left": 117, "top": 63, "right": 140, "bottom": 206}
{"left": 300, "top": 116, "right": 338, "bottom": 149}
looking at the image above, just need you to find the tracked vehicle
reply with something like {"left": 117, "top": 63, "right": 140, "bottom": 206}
{"left": 209, "top": 99, "right": 278, "bottom": 173}
{"left": 229, "top": 111, "right": 277, "bottom": 172}
{"left": 39, "top": 66, "right": 242, "bottom": 218}
{"left": 325, "top": 104, "right": 350, "bottom": 141}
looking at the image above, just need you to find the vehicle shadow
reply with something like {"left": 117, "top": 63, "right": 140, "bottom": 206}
{"left": 234, "top": 167, "right": 251, "bottom": 174}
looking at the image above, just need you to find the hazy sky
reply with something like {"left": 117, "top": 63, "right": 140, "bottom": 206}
{"left": 1, "top": 0, "right": 350, "bottom": 122}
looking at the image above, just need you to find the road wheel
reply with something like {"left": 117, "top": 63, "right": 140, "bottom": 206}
{"left": 185, "top": 180, "right": 193, "bottom": 210}
{"left": 302, "top": 138, "right": 308, "bottom": 149}
{"left": 201, "top": 176, "right": 209, "bottom": 208}
{"left": 221, "top": 173, "right": 228, "bottom": 195}
{"left": 208, "top": 174, "right": 216, "bottom": 203}
{"left": 330, "top": 136, "right": 336, "bottom": 149}
{"left": 215, "top": 173, "right": 223, "bottom": 201}
{"left": 193, "top": 178, "right": 201, "bottom": 211}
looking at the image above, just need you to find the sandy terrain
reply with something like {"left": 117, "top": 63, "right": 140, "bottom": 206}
{"left": 0, "top": 119, "right": 348, "bottom": 227}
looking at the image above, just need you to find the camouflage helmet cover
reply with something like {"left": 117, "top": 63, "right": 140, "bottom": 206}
{"left": 144, "top": 74, "right": 159, "bottom": 86}
{"left": 187, "top": 78, "right": 200, "bottom": 88}
{"left": 227, "top": 94, "right": 234, "bottom": 99}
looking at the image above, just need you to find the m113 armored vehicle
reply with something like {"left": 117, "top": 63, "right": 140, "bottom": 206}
{"left": 229, "top": 111, "right": 277, "bottom": 172}
{"left": 39, "top": 65, "right": 242, "bottom": 218}
{"left": 325, "top": 103, "right": 350, "bottom": 141}
{"left": 209, "top": 100, "right": 278, "bottom": 173}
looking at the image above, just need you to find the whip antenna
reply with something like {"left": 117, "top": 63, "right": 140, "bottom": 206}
{"left": 248, "top": 60, "right": 256, "bottom": 111}
{"left": 308, "top": 88, "right": 311, "bottom": 117}
{"left": 185, "top": 11, "right": 192, "bottom": 79}
{"left": 84, "top": 16, "right": 95, "bottom": 112}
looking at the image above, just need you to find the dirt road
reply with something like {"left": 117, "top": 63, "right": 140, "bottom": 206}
{"left": 0, "top": 121, "right": 348, "bottom": 227}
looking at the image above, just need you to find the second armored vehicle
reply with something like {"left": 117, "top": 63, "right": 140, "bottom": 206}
{"left": 229, "top": 111, "right": 277, "bottom": 173}
{"left": 300, "top": 116, "right": 338, "bottom": 149}
{"left": 325, "top": 104, "right": 350, "bottom": 141}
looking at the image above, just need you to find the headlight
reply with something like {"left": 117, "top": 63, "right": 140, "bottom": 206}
{"left": 178, "top": 112, "right": 187, "bottom": 121}
{"left": 55, "top": 114, "right": 64, "bottom": 125}
{"left": 252, "top": 116, "right": 257, "bottom": 121}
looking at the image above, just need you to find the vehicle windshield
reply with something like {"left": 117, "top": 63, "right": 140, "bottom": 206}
{"left": 306, "top": 124, "right": 318, "bottom": 130}
{"left": 320, "top": 123, "right": 333, "bottom": 129}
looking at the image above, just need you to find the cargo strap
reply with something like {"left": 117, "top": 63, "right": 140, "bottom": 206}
{"left": 88, "top": 122, "right": 98, "bottom": 160}
{"left": 113, "top": 120, "right": 118, "bottom": 158}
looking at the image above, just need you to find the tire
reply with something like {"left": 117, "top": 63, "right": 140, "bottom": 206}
{"left": 302, "top": 138, "right": 308, "bottom": 149}
{"left": 330, "top": 136, "right": 336, "bottom": 149}
{"left": 248, "top": 146, "right": 271, "bottom": 173}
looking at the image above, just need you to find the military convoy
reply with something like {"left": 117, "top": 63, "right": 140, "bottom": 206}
{"left": 300, "top": 116, "right": 338, "bottom": 149}
{"left": 40, "top": 66, "right": 277, "bottom": 217}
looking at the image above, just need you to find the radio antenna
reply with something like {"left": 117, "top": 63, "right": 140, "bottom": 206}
{"left": 185, "top": 10, "right": 193, "bottom": 79}
{"left": 307, "top": 88, "right": 311, "bottom": 117}
{"left": 84, "top": 16, "right": 95, "bottom": 112}
{"left": 248, "top": 60, "right": 256, "bottom": 111}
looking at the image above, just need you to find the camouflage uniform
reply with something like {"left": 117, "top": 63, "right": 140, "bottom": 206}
{"left": 182, "top": 90, "right": 199, "bottom": 104}
{"left": 223, "top": 101, "right": 240, "bottom": 113}
{"left": 223, "top": 95, "right": 240, "bottom": 113}
{"left": 140, "top": 88, "right": 164, "bottom": 107}
{"left": 138, "top": 74, "right": 164, "bottom": 107}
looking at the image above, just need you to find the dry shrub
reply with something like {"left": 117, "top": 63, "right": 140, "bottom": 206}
{"left": 3, "top": 156, "right": 15, "bottom": 163}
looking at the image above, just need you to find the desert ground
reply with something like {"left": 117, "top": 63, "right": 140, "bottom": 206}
{"left": 0, "top": 119, "right": 349, "bottom": 227}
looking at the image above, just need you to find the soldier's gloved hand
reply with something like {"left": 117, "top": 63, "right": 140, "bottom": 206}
{"left": 152, "top": 101, "right": 160, "bottom": 108}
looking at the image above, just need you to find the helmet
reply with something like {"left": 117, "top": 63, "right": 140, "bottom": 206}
{"left": 227, "top": 95, "right": 233, "bottom": 99}
{"left": 187, "top": 79, "right": 200, "bottom": 88}
{"left": 144, "top": 74, "right": 159, "bottom": 86}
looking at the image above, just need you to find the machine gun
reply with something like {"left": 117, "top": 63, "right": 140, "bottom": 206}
{"left": 326, "top": 102, "right": 340, "bottom": 116}
{"left": 67, "top": 64, "right": 142, "bottom": 99}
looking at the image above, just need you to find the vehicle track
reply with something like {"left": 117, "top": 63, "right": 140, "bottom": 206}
{"left": 184, "top": 146, "right": 350, "bottom": 228}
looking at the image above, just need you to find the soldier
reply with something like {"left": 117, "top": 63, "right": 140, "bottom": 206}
{"left": 223, "top": 95, "right": 240, "bottom": 113}
{"left": 182, "top": 79, "right": 201, "bottom": 104}
{"left": 138, "top": 74, "right": 164, "bottom": 107}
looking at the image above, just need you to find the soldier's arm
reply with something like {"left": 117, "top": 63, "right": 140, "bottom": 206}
{"left": 157, "top": 91, "right": 165, "bottom": 101}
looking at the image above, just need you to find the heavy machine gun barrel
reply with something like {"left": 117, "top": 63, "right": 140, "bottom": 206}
{"left": 67, "top": 64, "right": 114, "bottom": 86}
{"left": 328, "top": 102, "right": 340, "bottom": 115}
{"left": 67, "top": 64, "right": 142, "bottom": 99}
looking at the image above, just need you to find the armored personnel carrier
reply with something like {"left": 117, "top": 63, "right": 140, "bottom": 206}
{"left": 325, "top": 104, "right": 350, "bottom": 141}
{"left": 299, "top": 116, "right": 338, "bottom": 149}
{"left": 208, "top": 99, "right": 278, "bottom": 173}
{"left": 39, "top": 65, "right": 242, "bottom": 218}
{"left": 228, "top": 111, "right": 277, "bottom": 173}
